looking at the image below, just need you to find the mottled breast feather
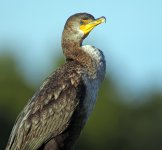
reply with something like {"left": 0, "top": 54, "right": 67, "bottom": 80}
{"left": 6, "top": 61, "right": 85, "bottom": 150}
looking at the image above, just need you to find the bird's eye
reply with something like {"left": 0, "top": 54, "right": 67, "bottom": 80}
{"left": 80, "top": 19, "right": 90, "bottom": 25}
{"left": 80, "top": 20, "right": 85, "bottom": 25}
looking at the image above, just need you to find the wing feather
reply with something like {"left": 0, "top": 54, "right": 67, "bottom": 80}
{"left": 6, "top": 63, "right": 84, "bottom": 150}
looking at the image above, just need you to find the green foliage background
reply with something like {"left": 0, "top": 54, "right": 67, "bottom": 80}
{"left": 0, "top": 51, "right": 162, "bottom": 150}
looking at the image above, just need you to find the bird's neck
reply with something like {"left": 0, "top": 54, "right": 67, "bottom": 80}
{"left": 62, "top": 38, "right": 97, "bottom": 76}
{"left": 62, "top": 29, "right": 83, "bottom": 52}
{"left": 62, "top": 39, "right": 82, "bottom": 52}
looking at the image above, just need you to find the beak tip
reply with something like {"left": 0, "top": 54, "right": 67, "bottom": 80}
{"left": 101, "top": 16, "right": 106, "bottom": 23}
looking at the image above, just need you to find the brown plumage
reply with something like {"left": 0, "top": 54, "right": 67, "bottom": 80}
{"left": 6, "top": 13, "right": 106, "bottom": 150}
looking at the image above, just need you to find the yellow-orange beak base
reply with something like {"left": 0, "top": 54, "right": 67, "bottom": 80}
{"left": 80, "top": 17, "right": 106, "bottom": 35}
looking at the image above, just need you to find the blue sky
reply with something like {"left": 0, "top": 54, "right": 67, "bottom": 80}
{"left": 0, "top": 0, "right": 162, "bottom": 96}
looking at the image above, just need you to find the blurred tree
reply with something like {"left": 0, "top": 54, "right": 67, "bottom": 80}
{"left": 76, "top": 78, "right": 162, "bottom": 150}
{"left": 0, "top": 54, "right": 34, "bottom": 149}
{"left": 1, "top": 52, "right": 162, "bottom": 150}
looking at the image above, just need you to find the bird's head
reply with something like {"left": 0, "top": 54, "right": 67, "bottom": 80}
{"left": 62, "top": 13, "right": 106, "bottom": 48}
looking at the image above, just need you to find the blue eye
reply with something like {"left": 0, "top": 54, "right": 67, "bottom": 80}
{"left": 80, "top": 19, "right": 90, "bottom": 25}
{"left": 80, "top": 21, "right": 84, "bottom": 25}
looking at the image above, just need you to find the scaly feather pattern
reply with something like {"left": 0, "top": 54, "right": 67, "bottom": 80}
{"left": 6, "top": 61, "right": 86, "bottom": 150}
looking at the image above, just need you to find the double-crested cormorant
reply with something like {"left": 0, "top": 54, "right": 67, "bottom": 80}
{"left": 6, "top": 13, "right": 106, "bottom": 150}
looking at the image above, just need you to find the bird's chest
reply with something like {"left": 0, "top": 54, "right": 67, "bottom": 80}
{"left": 81, "top": 76, "right": 99, "bottom": 122}
{"left": 75, "top": 45, "right": 106, "bottom": 124}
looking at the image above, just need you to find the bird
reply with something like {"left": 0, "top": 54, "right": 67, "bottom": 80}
{"left": 6, "top": 13, "right": 106, "bottom": 150}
